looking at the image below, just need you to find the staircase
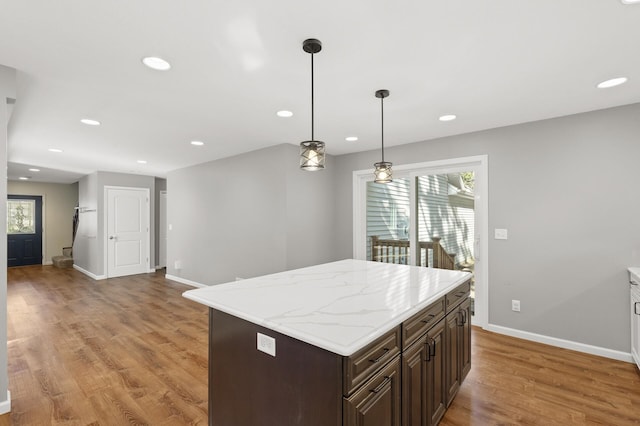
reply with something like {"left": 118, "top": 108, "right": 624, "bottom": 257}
{"left": 52, "top": 247, "right": 73, "bottom": 268}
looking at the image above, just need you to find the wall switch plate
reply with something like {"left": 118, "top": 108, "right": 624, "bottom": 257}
{"left": 257, "top": 333, "right": 276, "bottom": 357}
{"left": 174, "top": 260, "right": 182, "bottom": 270}
{"left": 495, "top": 229, "right": 508, "bottom": 240}
{"left": 512, "top": 300, "right": 521, "bottom": 312}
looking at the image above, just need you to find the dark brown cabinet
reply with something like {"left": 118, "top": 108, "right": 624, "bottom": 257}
{"left": 344, "top": 356, "right": 402, "bottom": 426}
{"left": 445, "top": 296, "right": 471, "bottom": 406}
{"left": 402, "top": 280, "right": 471, "bottom": 426}
{"left": 402, "top": 318, "right": 446, "bottom": 426}
{"left": 207, "top": 279, "right": 472, "bottom": 426}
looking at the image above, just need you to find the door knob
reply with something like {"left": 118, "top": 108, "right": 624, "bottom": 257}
{"left": 109, "top": 236, "right": 115, "bottom": 240}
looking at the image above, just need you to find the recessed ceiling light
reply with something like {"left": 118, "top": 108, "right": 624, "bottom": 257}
{"left": 621, "top": 0, "right": 640, "bottom": 4}
{"left": 142, "top": 56, "right": 171, "bottom": 71}
{"left": 439, "top": 114, "right": 457, "bottom": 122}
{"left": 345, "top": 136, "right": 358, "bottom": 142}
{"left": 596, "top": 77, "right": 628, "bottom": 89}
{"left": 277, "top": 110, "right": 293, "bottom": 118}
{"left": 137, "top": 160, "right": 147, "bottom": 164}
{"left": 48, "top": 148, "right": 63, "bottom": 153}
{"left": 18, "top": 176, "right": 30, "bottom": 180}
{"left": 80, "top": 118, "right": 101, "bottom": 126}
{"left": 28, "top": 168, "right": 40, "bottom": 172}
{"left": 190, "top": 140, "right": 205, "bottom": 146}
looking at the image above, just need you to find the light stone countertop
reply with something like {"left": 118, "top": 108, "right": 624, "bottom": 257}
{"left": 183, "top": 259, "right": 472, "bottom": 356}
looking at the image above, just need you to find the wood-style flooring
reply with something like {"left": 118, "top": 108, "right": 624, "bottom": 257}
{"left": 6, "top": 266, "right": 209, "bottom": 425}
{"left": 3, "top": 265, "right": 640, "bottom": 425}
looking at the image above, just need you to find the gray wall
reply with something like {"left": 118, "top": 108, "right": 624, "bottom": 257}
{"left": 333, "top": 103, "right": 640, "bottom": 353}
{"left": 8, "top": 181, "right": 79, "bottom": 263}
{"left": 167, "top": 144, "right": 336, "bottom": 285}
{"left": 0, "top": 64, "right": 16, "bottom": 411}
{"left": 75, "top": 171, "right": 156, "bottom": 277}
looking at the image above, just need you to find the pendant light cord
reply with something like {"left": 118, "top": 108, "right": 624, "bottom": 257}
{"left": 380, "top": 95, "right": 385, "bottom": 162}
{"left": 311, "top": 53, "right": 315, "bottom": 142}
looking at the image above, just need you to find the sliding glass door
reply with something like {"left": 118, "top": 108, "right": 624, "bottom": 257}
{"left": 355, "top": 156, "right": 487, "bottom": 327}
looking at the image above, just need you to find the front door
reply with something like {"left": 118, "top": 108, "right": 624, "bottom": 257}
{"left": 7, "top": 195, "right": 43, "bottom": 267}
{"left": 106, "top": 187, "right": 149, "bottom": 278}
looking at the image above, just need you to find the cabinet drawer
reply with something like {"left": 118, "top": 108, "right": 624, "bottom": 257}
{"left": 343, "top": 356, "right": 402, "bottom": 426}
{"left": 343, "top": 326, "right": 401, "bottom": 396}
{"left": 445, "top": 280, "right": 471, "bottom": 312}
{"left": 402, "top": 296, "right": 445, "bottom": 347}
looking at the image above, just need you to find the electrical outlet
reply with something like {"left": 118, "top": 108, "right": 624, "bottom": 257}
{"left": 512, "top": 299, "right": 521, "bottom": 312}
{"left": 257, "top": 333, "right": 276, "bottom": 357}
{"left": 174, "top": 260, "right": 182, "bottom": 270}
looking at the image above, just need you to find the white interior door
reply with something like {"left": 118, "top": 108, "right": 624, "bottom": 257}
{"left": 107, "top": 187, "right": 149, "bottom": 278}
{"left": 159, "top": 190, "right": 167, "bottom": 268}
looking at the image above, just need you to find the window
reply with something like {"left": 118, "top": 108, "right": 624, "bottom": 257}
{"left": 7, "top": 199, "right": 36, "bottom": 234}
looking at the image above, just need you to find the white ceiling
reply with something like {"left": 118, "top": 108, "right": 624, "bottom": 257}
{"left": 2, "top": 0, "right": 639, "bottom": 184}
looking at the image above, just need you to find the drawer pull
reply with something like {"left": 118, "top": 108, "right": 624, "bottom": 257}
{"left": 457, "top": 309, "right": 467, "bottom": 326}
{"left": 635, "top": 302, "right": 640, "bottom": 315}
{"left": 425, "top": 338, "right": 436, "bottom": 362}
{"left": 421, "top": 314, "right": 436, "bottom": 324}
{"left": 455, "top": 291, "right": 467, "bottom": 297}
{"left": 369, "top": 348, "right": 390, "bottom": 363}
{"left": 370, "top": 376, "right": 391, "bottom": 394}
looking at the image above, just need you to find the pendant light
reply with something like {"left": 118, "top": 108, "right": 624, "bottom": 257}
{"left": 373, "top": 89, "right": 392, "bottom": 183}
{"left": 299, "top": 38, "right": 325, "bottom": 171}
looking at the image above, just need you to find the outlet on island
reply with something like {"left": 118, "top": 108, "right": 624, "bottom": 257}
{"left": 257, "top": 332, "right": 276, "bottom": 357}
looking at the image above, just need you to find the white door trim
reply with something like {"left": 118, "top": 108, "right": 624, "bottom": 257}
{"left": 103, "top": 185, "right": 151, "bottom": 278}
{"left": 158, "top": 190, "right": 167, "bottom": 269}
{"left": 352, "top": 155, "right": 489, "bottom": 329}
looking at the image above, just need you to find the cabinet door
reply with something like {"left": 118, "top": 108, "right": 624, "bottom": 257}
{"left": 425, "top": 320, "right": 446, "bottom": 426}
{"left": 631, "top": 286, "right": 640, "bottom": 369}
{"left": 402, "top": 338, "right": 427, "bottom": 426}
{"left": 459, "top": 298, "right": 472, "bottom": 382}
{"left": 344, "top": 357, "right": 402, "bottom": 426}
{"left": 445, "top": 308, "right": 461, "bottom": 406}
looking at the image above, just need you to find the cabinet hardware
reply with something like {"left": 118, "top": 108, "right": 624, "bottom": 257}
{"left": 421, "top": 314, "right": 436, "bottom": 324}
{"left": 635, "top": 302, "right": 640, "bottom": 315}
{"left": 429, "top": 338, "right": 436, "bottom": 357}
{"left": 425, "top": 341, "right": 431, "bottom": 362}
{"left": 368, "top": 347, "right": 389, "bottom": 363}
{"left": 455, "top": 291, "right": 466, "bottom": 297}
{"left": 370, "top": 376, "right": 391, "bottom": 394}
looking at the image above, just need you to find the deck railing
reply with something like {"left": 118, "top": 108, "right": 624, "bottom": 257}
{"left": 370, "top": 236, "right": 456, "bottom": 270}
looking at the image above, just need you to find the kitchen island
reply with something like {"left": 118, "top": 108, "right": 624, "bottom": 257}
{"left": 183, "top": 259, "right": 472, "bottom": 426}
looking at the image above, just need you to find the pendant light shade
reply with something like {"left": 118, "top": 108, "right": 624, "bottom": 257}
{"left": 300, "top": 38, "right": 325, "bottom": 171}
{"left": 374, "top": 89, "right": 392, "bottom": 183}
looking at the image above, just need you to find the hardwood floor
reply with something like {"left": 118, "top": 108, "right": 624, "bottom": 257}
{"left": 6, "top": 266, "right": 209, "bottom": 425}
{"left": 4, "top": 266, "right": 640, "bottom": 425}
{"left": 440, "top": 328, "right": 640, "bottom": 425}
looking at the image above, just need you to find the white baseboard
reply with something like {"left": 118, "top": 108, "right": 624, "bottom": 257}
{"left": 72, "top": 264, "right": 107, "bottom": 280}
{"left": 43, "top": 260, "right": 53, "bottom": 266}
{"left": 165, "top": 274, "right": 206, "bottom": 288}
{"left": 0, "top": 390, "right": 11, "bottom": 414}
{"left": 485, "top": 324, "right": 633, "bottom": 363}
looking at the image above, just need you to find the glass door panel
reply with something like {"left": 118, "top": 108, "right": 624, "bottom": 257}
{"left": 416, "top": 172, "right": 476, "bottom": 312}
{"left": 366, "top": 178, "right": 411, "bottom": 264}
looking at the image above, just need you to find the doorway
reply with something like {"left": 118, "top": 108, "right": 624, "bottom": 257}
{"left": 105, "top": 186, "right": 150, "bottom": 278}
{"left": 354, "top": 155, "right": 488, "bottom": 328}
{"left": 7, "top": 195, "right": 43, "bottom": 267}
